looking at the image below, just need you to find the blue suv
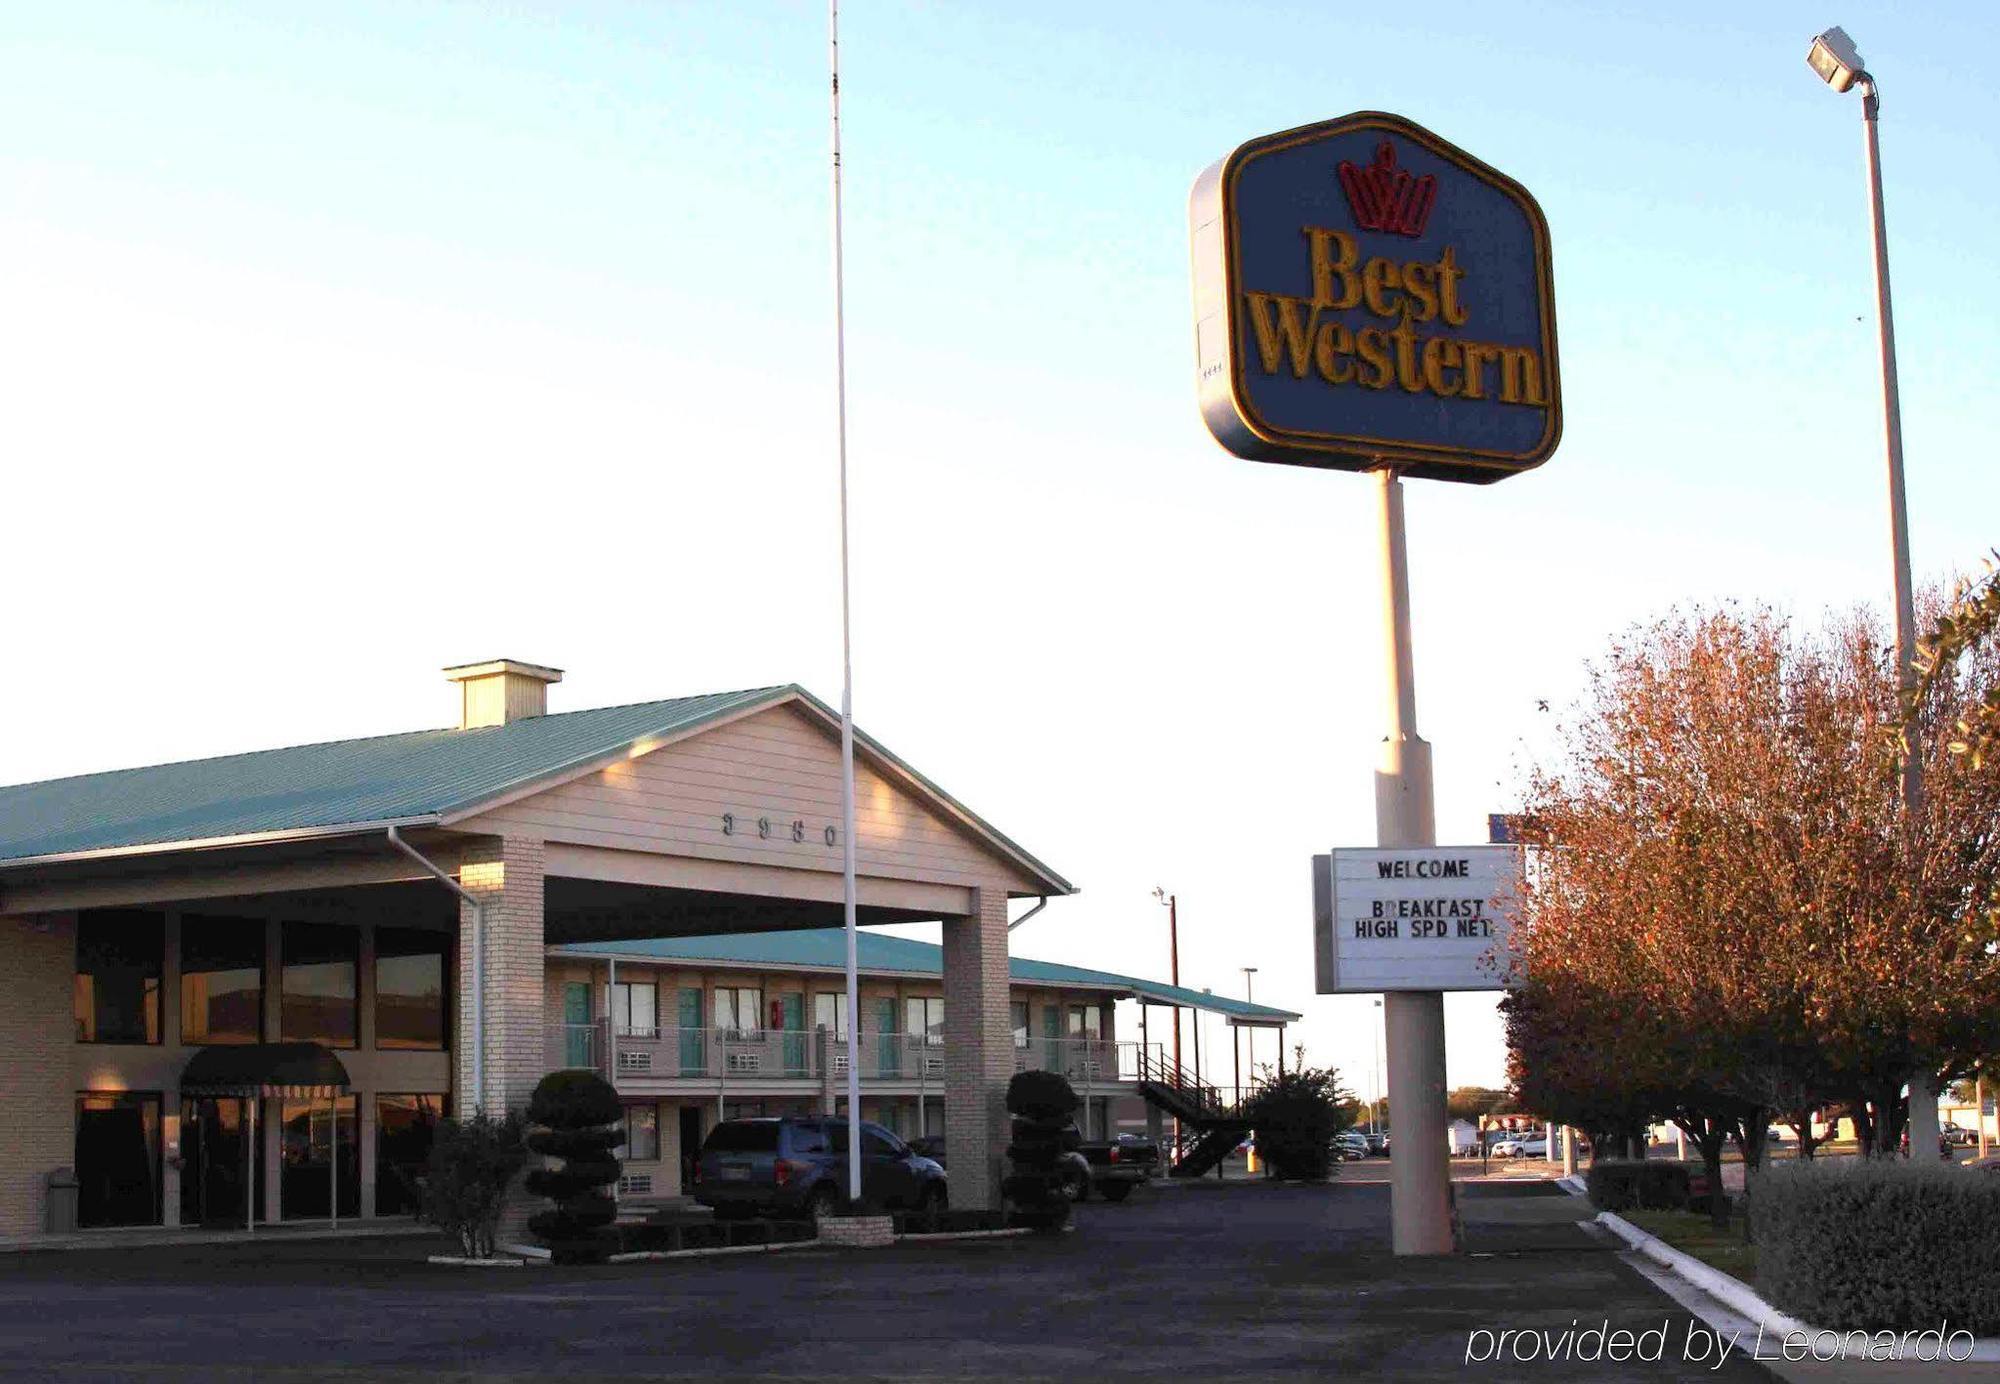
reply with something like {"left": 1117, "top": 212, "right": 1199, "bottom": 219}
{"left": 693, "top": 1117, "right": 947, "bottom": 1220}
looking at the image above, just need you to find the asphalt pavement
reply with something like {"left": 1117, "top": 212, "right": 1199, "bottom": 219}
{"left": 0, "top": 1176, "right": 1768, "bottom": 1382}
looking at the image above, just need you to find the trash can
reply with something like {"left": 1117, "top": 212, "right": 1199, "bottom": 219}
{"left": 44, "top": 1168, "right": 77, "bottom": 1234}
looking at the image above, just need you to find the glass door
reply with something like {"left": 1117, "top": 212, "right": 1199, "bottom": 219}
{"left": 677, "top": 988, "right": 706, "bottom": 1075}
{"left": 179, "top": 1096, "right": 248, "bottom": 1228}
{"left": 781, "top": 993, "right": 806, "bottom": 1075}
{"left": 563, "top": 982, "right": 592, "bottom": 1069}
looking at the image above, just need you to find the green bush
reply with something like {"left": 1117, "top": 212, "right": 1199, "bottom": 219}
{"left": 1003, "top": 1070, "right": 1077, "bottom": 1230}
{"left": 524, "top": 1071, "right": 623, "bottom": 1265}
{"left": 419, "top": 1111, "right": 527, "bottom": 1260}
{"left": 1753, "top": 1160, "right": 2000, "bottom": 1333}
{"left": 1241, "top": 1068, "right": 1351, "bottom": 1181}
{"left": 1006, "top": 1070, "right": 1081, "bottom": 1122}
{"left": 1586, "top": 1160, "right": 1692, "bottom": 1213}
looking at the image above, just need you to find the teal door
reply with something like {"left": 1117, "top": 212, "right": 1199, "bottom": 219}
{"left": 677, "top": 988, "right": 706, "bottom": 1075}
{"left": 563, "top": 983, "right": 592, "bottom": 1068}
{"left": 876, "top": 999, "right": 900, "bottom": 1077}
{"left": 1043, "top": 1005, "right": 1063, "bottom": 1071}
{"left": 780, "top": 993, "right": 806, "bottom": 1074}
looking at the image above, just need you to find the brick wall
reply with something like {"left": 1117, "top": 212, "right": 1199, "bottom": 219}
{"left": 0, "top": 914, "right": 75, "bottom": 1238}
{"left": 940, "top": 886, "right": 1013, "bottom": 1211}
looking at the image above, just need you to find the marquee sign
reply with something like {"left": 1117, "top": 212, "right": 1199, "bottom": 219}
{"left": 1191, "top": 112, "right": 1560, "bottom": 483}
{"left": 1312, "top": 847, "right": 1521, "bottom": 992}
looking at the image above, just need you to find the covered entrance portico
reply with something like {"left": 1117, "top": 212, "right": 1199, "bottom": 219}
{"left": 0, "top": 663, "right": 1071, "bottom": 1238}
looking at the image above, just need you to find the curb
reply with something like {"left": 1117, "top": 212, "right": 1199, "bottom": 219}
{"left": 608, "top": 1239, "right": 818, "bottom": 1264}
{"left": 1595, "top": 1211, "right": 2000, "bottom": 1363}
{"left": 1556, "top": 1174, "right": 1587, "bottom": 1197}
{"left": 426, "top": 1255, "right": 529, "bottom": 1267}
{"left": 897, "top": 1227, "right": 1036, "bottom": 1242}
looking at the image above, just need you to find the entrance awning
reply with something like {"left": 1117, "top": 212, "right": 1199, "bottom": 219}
{"left": 181, "top": 1043, "right": 352, "bottom": 1099}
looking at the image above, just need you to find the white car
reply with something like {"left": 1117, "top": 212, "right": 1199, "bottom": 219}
{"left": 1490, "top": 1137, "right": 1527, "bottom": 1158}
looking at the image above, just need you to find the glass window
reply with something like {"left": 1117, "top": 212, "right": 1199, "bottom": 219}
{"left": 620, "top": 1104, "right": 660, "bottom": 1162}
{"left": 375, "top": 928, "right": 448, "bottom": 1051}
{"left": 1068, "top": 1003, "right": 1103, "bottom": 1041}
{"left": 281, "top": 922, "right": 357, "bottom": 1048}
{"left": 788, "top": 1122, "right": 829, "bottom": 1155}
{"left": 703, "top": 1121, "right": 779, "bottom": 1154}
{"left": 375, "top": 1094, "right": 444, "bottom": 1217}
{"left": 905, "top": 996, "right": 944, "bottom": 1047}
{"left": 713, "top": 986, "right": 761, "bottom": 1037}
{"left": 280, "top": 1094, "right": 359, "bottom": 1220}
{"left": 180, "top": 915, "right": 265, "bottom": 1046}
{"left": 1011, "top": 1001, "right": 1029, "bottom": 1049}
{"left": 75, "top": 1092, "right": 162, "bottom": 1227}
{"left": 812, "top": 992, "right": 849, "bottom": 1039}
{"left": 74, "top": 911, "right": 162, "bottom": 1045}
{"left": 863, "top": 1124, "right": 905, "bottom": 1158}
{"left": 608, "top": 981, "right": 658, "bottom": 1037}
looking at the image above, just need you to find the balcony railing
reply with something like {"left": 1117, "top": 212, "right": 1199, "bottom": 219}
{"left": 546, "top": 1023, "right": 1157, "bottom": 1090}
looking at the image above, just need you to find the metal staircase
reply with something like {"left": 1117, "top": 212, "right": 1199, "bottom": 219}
{"left": 1135, "top": 1051, "right": 1256, "bottom": 1178}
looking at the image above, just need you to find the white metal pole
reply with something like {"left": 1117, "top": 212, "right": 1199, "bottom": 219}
{"left": 829, "top": 0, "right": 863, "bottom": 1205}
{"left": 1374, "top": 468, "right": 1453, "bottom": 1255}
{"left": 329, "top": 1093, "right": 338, "bottom": 1230}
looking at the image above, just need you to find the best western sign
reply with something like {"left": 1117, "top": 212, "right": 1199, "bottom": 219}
{"left": 1191, "top": 112, "right": 1560, "bottom": 483}
{"left": 1312, "top": 847, "right": 1520, "bottom": 992}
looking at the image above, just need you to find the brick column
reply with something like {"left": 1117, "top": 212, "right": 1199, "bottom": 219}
{"left": 941, "top": 886, "right": 1013, "bottom": 1211}
{"left": 456, "top": 837, "right": 546, "bottom": 1120}
{"left": 0, "top": 914, "right": 75, "bottom": 1238}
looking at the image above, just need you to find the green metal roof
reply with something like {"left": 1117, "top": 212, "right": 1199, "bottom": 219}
{"left": 0, "top": 686, "right": 1072, "bottom": 894}
{"left": 557, "top": 928, "right": 1302, "bottom": 1023}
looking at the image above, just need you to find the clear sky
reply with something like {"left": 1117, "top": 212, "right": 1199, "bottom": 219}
{"left": 2, "top": 2, "right": 1994, "bottom": 1096}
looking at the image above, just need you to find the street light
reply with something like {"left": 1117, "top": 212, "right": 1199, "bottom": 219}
{"left": 1151, "top": 887, "right": 1183, "bottom": 1077}
{"left": 1805, "top": 24, "right": 1938, "bottom": 1155}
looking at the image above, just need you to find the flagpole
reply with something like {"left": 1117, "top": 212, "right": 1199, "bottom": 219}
{"left": 828, "top": 0, "right": 863, "bottom": 1207}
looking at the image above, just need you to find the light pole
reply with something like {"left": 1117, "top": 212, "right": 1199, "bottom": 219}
{"left": 1806, "top": 25, "right": 1937, "bottom": 1156}
{"left": 1152, "top": 888, "right": 1183, "bottom": 1077}
{"left": 1372, "top": 998, "right": 1384, "bottom": 1136}
{"left": 1238, "top": 967, "right": 1257, "bottom": 1107}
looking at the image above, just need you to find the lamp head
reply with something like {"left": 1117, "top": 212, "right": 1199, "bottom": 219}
{"left": 1807, "top": 26, "right": 1865, "bottom": 93}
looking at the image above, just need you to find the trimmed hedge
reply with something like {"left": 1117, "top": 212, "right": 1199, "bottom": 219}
{"left": 1585, "top": 1160, "right": 1693, "bottom": 1212}
{"left": 1754, "top": 1160, "right": 2000, "bottom": 1333}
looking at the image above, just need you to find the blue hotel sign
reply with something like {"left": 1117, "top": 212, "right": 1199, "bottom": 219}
{"left": 1191, "top": 112, "right": 1560, "bottom": 484}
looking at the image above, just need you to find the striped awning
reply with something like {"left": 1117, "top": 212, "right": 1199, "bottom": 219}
{"left": 181, "top": 1043, "right": 352, "bottom": 1099}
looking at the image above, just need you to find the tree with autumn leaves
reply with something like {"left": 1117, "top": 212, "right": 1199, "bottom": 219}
{"left": 1502, "top": 598, "right": 2000, "bottom": 1223}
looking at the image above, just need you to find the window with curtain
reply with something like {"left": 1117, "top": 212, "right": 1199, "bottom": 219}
{"left": 713, "top": 986, "right": 761, "bottom": 1037}
{"left": 374, "top": 928, "right": 448, "bottom": 1051}
{"left": 609, "top": 981, "right": 659, "bottom": 1037}
{"left": 905, "top": 996, "right": 944, "bottom": 1047}
{"left": 180, "top": 915, "right": 264, "bottom": 1046}
{"left": 1011, "top": 1001, "right": 1029, "bottom": 1049}
{"left": 74, "top": 911, "right": 163, "bottom": 1045}
{"left": 281, "top": 922, "right": 357, "bottom": 1048}
{"left": 1068, "top": 1003, "right": 1103, "bottom": 1041}
{"left": 812, "top": 992, "right": 848, "bottom": 1039}
{"left": 619, "top": 1104, "right": 660, "bottom": 1162}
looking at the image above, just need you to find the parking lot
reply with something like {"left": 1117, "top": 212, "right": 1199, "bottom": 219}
{"left": 0, "top": 1178, "right": 1762, "bottom": 1382}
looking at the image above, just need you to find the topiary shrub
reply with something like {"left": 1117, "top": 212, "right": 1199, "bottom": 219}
{"left": 524, "top": 1070, "right": 623, "bottom": 1265}
{"left": 1004, "top": 1069, "right": 1079, "bottom": 1231}
{"left": 1587, "top": 1160, "right": 1692, "bottom": 1213}
{"left": 1241, "top": 1068, "right": 1350, "bottom": 1181}
{"left": 1754, "top": 1159, "right": 2000, "bottom": 1333}
{"left": 420, "top": 1110, "right": 527, "bottom": 1260}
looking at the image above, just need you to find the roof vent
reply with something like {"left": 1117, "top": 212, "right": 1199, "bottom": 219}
{"left": 444, "top": 659, "right": 563, "bottom": 730}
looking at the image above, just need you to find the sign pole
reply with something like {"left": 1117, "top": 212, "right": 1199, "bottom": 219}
{"left": 1373, "top": 467, "right": 1453, "bottom": 1255}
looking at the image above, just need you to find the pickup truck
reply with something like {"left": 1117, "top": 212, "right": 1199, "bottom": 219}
{"left": 910, "top": 1128, "right": 1160, "bottom": 1203}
